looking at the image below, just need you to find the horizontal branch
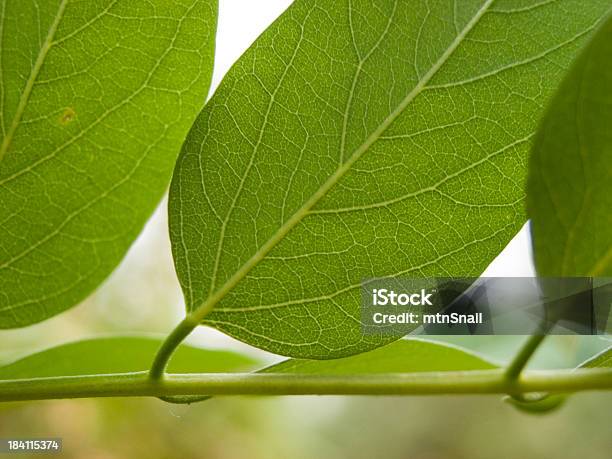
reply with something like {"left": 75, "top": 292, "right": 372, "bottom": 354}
{"left": 0, "top": 368, "right": 611, "bottom": 402}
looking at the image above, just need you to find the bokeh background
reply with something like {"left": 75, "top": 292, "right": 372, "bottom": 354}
{"left": 1, "top": 1, "right": 610, "bottom": 458}
{"left": 0, "top": 197, "right": 610, "bottom": 458}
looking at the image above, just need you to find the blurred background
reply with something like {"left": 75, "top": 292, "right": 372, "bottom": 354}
{"left": 0, "top": 198, "right": 609, "bottom": 459}
{"left": 1, "top": 1, "right": 610, "bottom": 458}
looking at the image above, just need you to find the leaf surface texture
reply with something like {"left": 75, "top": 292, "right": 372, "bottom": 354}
{"left": 0, "top": 0, "right": 218, "bottom": 327}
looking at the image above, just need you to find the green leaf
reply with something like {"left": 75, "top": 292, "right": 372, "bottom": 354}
{"left": 527, "top": 14, "right": 612, "bottom": 276}
{"left": 579, "top": 346, "right": 612, "bottom": 368}
{"left": 264, "top": 338, "right": 496, "bottom": 374}
{"left": 170, "top": 0, "right": 611, "bottom": 358}
{"left": 0, "top": 336, "right": 257, "bottom": 380}
{"left": 0, "top": 0, "right": 218, "bottom": 327}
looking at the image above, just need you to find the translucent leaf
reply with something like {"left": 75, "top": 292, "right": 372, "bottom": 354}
{"left": 0, "top": 1, "right": 218, "bottom": 327}
{"left": 170, "top": 0, "right": 611, "bottom": 358}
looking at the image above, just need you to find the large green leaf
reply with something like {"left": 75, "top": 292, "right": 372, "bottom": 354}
{"left": 0, "top": 336, "right": 256, "bottom": 379}
{"left": 264, "top": 338, "right": 496, "bottom": 374}
{"left": 170, "top": 0, "right": 611, "bottom": 358}
{"left": 527, "top": 14, "right": 612, "bottom": 276}
{"left": 0, "top": 0, "right": 217, "bottom": 328}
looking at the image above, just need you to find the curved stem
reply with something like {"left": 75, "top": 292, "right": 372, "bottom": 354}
{"left": 149, "top": 316, "right": 198, "bottom": 380}
{"left": 0, "top": 368, "right": 611, "bottom": 402}
{"left": 505, "top": 332, "right": 550, "bottom": 380}
{"left": 505, "top": 318, "right": 557, "bottom": 380}
{"left": 149, "top": 284, "right": 227, "bottom": 379}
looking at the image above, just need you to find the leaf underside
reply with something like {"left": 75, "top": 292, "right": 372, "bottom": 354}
{"left": 528, "top": 14, "right": 612, "bottom": 276}
{"left": 170, "top": 0, "right": 611, "bottom": 359}
{"left": 0, "top": 0, "right": 217, "bottom": 328}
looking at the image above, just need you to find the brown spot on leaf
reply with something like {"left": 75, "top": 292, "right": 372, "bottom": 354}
{"left": 59, "top": 107, "right": 76, "bottom": 125}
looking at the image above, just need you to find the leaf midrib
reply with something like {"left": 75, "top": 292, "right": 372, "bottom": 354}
{"left": 0, "top": 0, "right": 70, "bottom": 162}
{"left": 188, "top": 0, "right": 496, "bottom": 322}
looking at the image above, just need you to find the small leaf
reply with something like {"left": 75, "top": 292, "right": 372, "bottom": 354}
{"left": 578, "top": 345, "right": 612, "bottom": 368}
{"left": 0, "top": 1, "right": 218, "bottom": 327}
{"left": 528, "top": 14, "right": 612, "bottom": 276}
{"left": 263, "top": 339, "right": 496, "bottom": 374}
{"left": 170, "top": 0, "right": 611, "bottom": 358}
{"left": 0, "top": 336, "right": 256, "bottom": 380}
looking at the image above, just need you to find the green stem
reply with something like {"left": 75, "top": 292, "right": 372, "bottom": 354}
{"left": 505, "top": 318, "right": 557, "bottom": 380}
{"left": 0, "top": 369, "right": 610, "bottom": 402}
{"left": 150, "top": 289, "right": 224, "bottom": 379}
{"left": 505, "top": 333, "right": 549, "bottom": 380}
{"left": 149, "top": 316, "right": 198, "bottom": 380}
